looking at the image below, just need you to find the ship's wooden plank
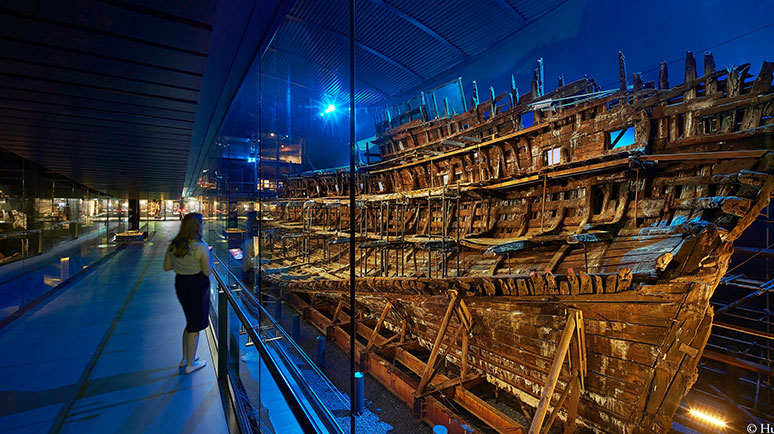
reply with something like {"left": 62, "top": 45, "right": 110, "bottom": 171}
{"left": 462, "top": 338, "right": 640, "bottom": 421}
{"left": 410, "top": 308, "right": 659, "bottom": 395}
{"left": 467, "top": 345, "right": 641, "bottom": 428}
{"left": 480, "top": 305, "right": 668, "bottom": 346}
{"left": 451, "top": 387, "right": 524, "bottom": 434}
{"left": 398, "top": 290, "right": 652, "bottom": 426}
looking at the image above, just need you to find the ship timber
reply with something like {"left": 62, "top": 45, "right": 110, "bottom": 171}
{"left": 262, "top": 53, "right": 774, "bottom": 433}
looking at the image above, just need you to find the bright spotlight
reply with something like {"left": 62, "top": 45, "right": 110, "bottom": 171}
{"left": 688, "top": 408, "right": 726, "bottom": 428}
{"left": 325, "top": 104, "right": 336, "bottom": 113}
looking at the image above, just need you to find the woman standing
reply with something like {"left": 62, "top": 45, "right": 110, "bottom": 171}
{"left": 163, "top": 213, "right": 211, "bottom": 374}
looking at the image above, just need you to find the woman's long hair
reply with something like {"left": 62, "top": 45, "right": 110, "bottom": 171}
{"left": 169, "top": 213, "right": 202, "bottom": 257}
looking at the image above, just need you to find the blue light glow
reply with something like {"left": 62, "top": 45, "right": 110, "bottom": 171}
{"left": 325, "top": 104, "right": 336, "bottom": 113}
{"left": 247, "top": 157, "right": 256, "bottom": 163}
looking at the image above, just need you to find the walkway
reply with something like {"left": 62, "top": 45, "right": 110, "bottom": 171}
{"left": 0, "top": 221, "right": 228, "bottom": 434}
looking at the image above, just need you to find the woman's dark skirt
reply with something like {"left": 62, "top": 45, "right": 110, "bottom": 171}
{"left": 175, "top": 272, "right": 210, "bottom": 332}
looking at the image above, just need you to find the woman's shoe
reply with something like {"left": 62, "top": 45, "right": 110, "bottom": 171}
{"left": 179, "top": 355, "right": 200, "bottom": 368}
{"left": 185, "top": 360, "right": 207, "bottom": 374}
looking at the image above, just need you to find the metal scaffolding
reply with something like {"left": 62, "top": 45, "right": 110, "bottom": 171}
{"left": 678, "top": 205, "right": 774, "bottom": 429}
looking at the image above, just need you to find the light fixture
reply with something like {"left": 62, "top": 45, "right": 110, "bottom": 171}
{"left": 247, "top": 157, "right": 256, "bottom": 163}
{"left": 270, "top": 133, "right": 275, "bottom": 137}
{"left": 688, "top": 408, "right": 726, "bottom": 428}
{"left": 325, "top": 104, "right": 336, "bottom": 113}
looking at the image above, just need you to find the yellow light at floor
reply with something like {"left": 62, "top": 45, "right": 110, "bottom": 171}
{"left": 688, "top": 408, "right": 727, "bottom": 428}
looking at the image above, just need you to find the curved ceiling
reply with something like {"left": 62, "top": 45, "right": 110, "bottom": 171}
{"left": 261, "top": 0, "right": 567, "bottom": 107}
{"left": 195, "top": 0, "right": 570, "bottom": 177}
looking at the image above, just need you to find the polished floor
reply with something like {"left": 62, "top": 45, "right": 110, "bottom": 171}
{"left": 0, "top": 222, "right": 228, "bottom": 434}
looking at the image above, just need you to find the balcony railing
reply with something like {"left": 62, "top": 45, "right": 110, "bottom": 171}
{"left": 210, "top": 252, "right": 345, "bottom": 434}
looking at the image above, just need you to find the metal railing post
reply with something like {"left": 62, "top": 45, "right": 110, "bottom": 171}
{"left": 210, "top": 256, "right": 343, "bottom": 434}
{"left": 217, "top": 283, "right": 228, "bottom": 389}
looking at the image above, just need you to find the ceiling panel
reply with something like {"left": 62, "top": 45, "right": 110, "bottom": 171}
{"left": 0, "top": 0, "right": 214, "bottom": 197}
{"left": 266, "top": 0, "right": 571, "bottom": 107}
{"left": 251, "top": 0, "right": 569, "bottom": 141}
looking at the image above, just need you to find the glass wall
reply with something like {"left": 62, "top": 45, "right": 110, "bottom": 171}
{"left": 0, "top": 149, "right": 125, "bottom": 324}
{"left": 188, "top": 0, "right": 371, "bottom": 431}
{"left": 190, "top": 0, "right": 438, "bottom": 431}
{"left": 188, "top": 0, "right": 774, "bottom": 431}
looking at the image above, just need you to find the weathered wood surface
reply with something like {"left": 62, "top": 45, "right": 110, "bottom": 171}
{"left": 264, "top": 53, "right": 774, "bottom": 434}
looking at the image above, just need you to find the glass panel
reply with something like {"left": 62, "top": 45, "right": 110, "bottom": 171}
{"left": 211, "top": 254, "right": 342, "bottom": 433}
{"left": 0, "top": 152, "right": 26, "bottom": 320}
{"left": 0, "top": 150, "right": 120, "bottom": 324}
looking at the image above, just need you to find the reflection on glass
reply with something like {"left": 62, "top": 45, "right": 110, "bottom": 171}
{"left": 0, "top": 149, "right": 122, "bottom": 324}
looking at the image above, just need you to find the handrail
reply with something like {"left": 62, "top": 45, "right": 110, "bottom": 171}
{"left": 210, "top": 256, "right": 344, "bottom": 434}
{"left": 216, "top": 259, "right": 344, "bottom": 404}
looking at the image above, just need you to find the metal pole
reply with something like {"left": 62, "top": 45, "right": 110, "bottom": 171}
{"left": 217, "top": 285, "right": 228, "bottom": 390}
{"left": 348, "top": 1, "right": 357, "bottom": 430}
{"left": 456, "top": 194, "right": 460, "bottom": 276}
{"left": 257, "top": 58, "right": 263, "bottom": 299}
{"left": 768, "top": 203, "right": 772, "bottom": 406}
{"left": 105, "top": 198, "right": 109, "bottom": 245}
{"left": 442, "top": 187, "right": 447, "bottom": 277}
{"left": 355, "top": 372, "right": 365, "bottom": 415}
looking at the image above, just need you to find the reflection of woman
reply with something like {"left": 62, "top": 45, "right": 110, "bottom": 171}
{"left": 241, "top": 221, "right": 257, "bottom": 287}
{"left": 163, "top": 213, "right": 211, "bottom": 374}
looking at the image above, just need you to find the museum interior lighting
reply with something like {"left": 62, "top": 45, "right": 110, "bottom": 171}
{"left": 688, "top": 408, "right": 727, "bottom": 429}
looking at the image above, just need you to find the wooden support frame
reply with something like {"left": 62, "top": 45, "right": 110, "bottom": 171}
{"left": 419, "top": 324, "right": 464, "bottom": 393}
{"left": 331, "top": 299, "right": 344, "bottom": 323}
{"left": 528, "top": 308, "right": 586, "bottom": 434}
{"left": 417, "top": 290, "right": 460, "bottom": 394}
{"left": 399, "top": 317, "right": 408, "bottom": 344}
{"left": 282, "top": 292, "right": 525, "bottom": 433}
{"left": 365, "top": 301, "right": 393, "bottom": 352}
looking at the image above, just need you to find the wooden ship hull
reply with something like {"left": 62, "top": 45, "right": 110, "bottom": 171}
{"left": 260, "top": 52, "right": 774, "bottom": 433}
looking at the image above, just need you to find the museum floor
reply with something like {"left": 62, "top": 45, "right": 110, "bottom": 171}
{"left": 0, "top": 222, "right": 228, "bottom": 434}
